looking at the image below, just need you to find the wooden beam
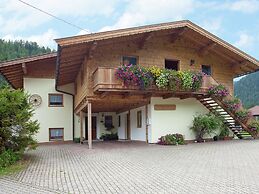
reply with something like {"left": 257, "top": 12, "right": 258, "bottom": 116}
{"left": 122, "top": 92, "right": 131, "bottom": 99}
{"left": 22, "top": 63, "right": 27, "bottom": 75}
{"left": 143, "top": 93, "right": 152, "bottom": 99}
{"left": 162, "top": 93, "right": 174, "bottom": 99}
{"left": 88, "top": 41, "right": 98, "bottom": 59}
{"left": 199, "top": 42, "right": 217, "bottom": 56}
{"left": 75, "top": 98, "right": 88, "bottom": 115}
{"left": 80, "top": 111, "right": 84, "bottom": 144}
{"left": 100, "top": 91, "right": 109, "bottom": 99}
{"left": 171, "top": 27, "right": 188, "bottom": 44}
{"left": 87, "top": 102, "right": 92, "bottom": 149}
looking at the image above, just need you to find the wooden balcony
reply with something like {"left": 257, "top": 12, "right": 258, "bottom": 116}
{"left": 93, "top": 67, "right": 218, "bottom": 94}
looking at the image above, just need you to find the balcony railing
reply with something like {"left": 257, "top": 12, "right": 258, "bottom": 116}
{"left": 93, "top": 67, "right": 218, "bottom": 93}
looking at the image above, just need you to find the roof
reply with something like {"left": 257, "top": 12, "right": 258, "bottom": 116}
{"left": 55, "top": 20, "right": 259, "bottom": 85}
{"left": 56, "top": 20, "right": 258, "bottom": 65}
{"left": 0, "top": 53, "right": 57, "bottom": 88}
{"left": 249, "top": 106, "right": 259, "bottom": 116}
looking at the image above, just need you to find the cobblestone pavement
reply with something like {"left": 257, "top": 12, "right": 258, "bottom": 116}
{"left": 1, "top": 140, "right": 259, "bottom": 194}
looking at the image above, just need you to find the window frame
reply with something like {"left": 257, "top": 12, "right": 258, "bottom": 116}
{"left": 48, "top": 93, "right": 64, "bottom": 107}
{"left": 202, "top": 65, "right": 212, "bottom": 76}
{"left": 137, "top": 110, "right": 142, "bottom": 128}
{"left": 104, "top": 115, "right": 113, "bottom": 129}
{"left": 122, "top": 55, "right": 139, "bottom": 66}
{"left": 165, "top": 59, "right": 180, "bottom": 71}
{"left": 49, "top": 128, "right": 64, "bottom": 141}
{"left": 118, "top": 115, "right": 121, "bottom": 127}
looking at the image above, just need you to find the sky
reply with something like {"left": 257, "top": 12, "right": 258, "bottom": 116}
{"left": 0, "top": 0, "right": 258, "bottom": 59}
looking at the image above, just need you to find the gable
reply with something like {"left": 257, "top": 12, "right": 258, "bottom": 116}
{"left": 55, "top": 20, "right": 259, "bottom": 86}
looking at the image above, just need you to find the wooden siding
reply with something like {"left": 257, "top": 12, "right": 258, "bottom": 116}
{"left": 74, "top": 34, "right": 236, "bottom": 108}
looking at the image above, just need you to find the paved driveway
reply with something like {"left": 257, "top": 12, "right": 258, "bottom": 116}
{"left": 1, "top": 140, "right": 259, "bottom": 194}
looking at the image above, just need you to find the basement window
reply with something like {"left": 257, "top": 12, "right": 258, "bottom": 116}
{"left": 49, "top": 128, "right": 64, "bottom": 141}
{"left": 123, "top": 56, "right": 137, "bottom": 66}
{"left": 49, "top": 94, "right": 63, "bottom": 107}
{"left": 202, "top": 65, "right": 212, "bottom": 76}
{"left": 165, "top": 59, "right": 179, "bottom": 71}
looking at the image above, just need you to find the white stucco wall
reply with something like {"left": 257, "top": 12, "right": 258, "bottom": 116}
{"left": 117, "top": 112, "right": 127, "bottom": 139}
{"left": 24, "top": 78, "right": 73, "bottom": 143}
{"left": 150, "top": 97, "right": 209, "bottom": 143}
{"left": 117, "top": 106, "right": 148, "bottom": 142}
{"left": 130, "top": 106, "right": 146, "bottom": 141}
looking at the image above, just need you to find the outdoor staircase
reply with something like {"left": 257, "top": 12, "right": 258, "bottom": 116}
{"left": 197, "top": 95, "right": 254, "bottom": 139}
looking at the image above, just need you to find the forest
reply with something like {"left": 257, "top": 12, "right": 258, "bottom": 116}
{"left": 0, "top": 39, "right": 54, "bottom": 87}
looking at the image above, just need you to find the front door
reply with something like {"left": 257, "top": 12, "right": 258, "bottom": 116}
{"left": 85, "top": 116, "right": 97, "bottom": 140}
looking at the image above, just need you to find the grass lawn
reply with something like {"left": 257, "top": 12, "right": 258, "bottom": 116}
{"left": 0, "top": 158, "right": 29, "bottom": 177}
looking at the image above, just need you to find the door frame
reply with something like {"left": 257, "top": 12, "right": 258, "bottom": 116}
{"left": 85, "top": 116, "right": 97, "bottom": 140}
{"left": 126, "top": 112, "right": 131, "bottom": 140}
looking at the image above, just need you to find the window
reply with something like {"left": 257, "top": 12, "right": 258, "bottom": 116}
{"left": 255, "top": 115, "right": 259, "bottom": 121}
{"left": 137, "top": 111, "right": 142, "bottom": 128}
{"left": 165, "top": 59, "right": 179, "bottom": 70}
{"left": 49, "top": 94, "right": 63, "bottom": 107}
{"left": 202, "top": 65, "right": 212, "bottom": 76}
{"left": 123, "top": 56, "right": 137, "bottom": 66}
{"left": 105, "top": 116, "right": 113, "bottom": 129}
{"left": 49, "top": 128, "right": 64, "bottom": 141}
{"left": 118, "top": 115, "right": 121, "bottom": 127}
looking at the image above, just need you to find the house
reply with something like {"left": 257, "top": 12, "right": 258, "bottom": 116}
{"left": 0, "top": 20, "right": 258, "bottom": 148}
{"left": 249, "top": 106, "right": 259, "bottom": 120}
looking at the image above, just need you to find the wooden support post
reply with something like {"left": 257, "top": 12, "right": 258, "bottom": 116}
{"left": 80, "top": 111, "right": 84, "bottom": 144}
{"left": 145, "top": 105, "right": 148, "bottom": 143}
{"left": 87, "top": 102, "right": 92, "bottom": 149}
{"left": 22, "top": 62, "right": 27, "bottom": 75}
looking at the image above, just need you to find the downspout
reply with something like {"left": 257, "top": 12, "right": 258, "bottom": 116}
{"left": 55, "top": 45, "right": 75, "bottom": 141}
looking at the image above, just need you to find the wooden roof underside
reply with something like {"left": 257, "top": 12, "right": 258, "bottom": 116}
{"left": 0, "top": 53, "right": 57, "bottom": 89}
{"left": 56, "top": 20, "right": 259, "bottom": 86}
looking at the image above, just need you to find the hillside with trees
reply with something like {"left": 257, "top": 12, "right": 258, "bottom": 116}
{"left": 234, "top": 71, "right": 259, "bottom": 109}
{"left": 0, "top": 39, "right": 53, "bottom": 61}
{"left": 0, "top": 39, "right": 54, "bottom": 86}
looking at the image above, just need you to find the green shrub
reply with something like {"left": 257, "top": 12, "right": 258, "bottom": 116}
{"left": 0, "top": 150, "right": 21, "bottom": 169}
{"left": 0, "top": 86, "right": 39, "bottom": 154}
{"left": 235, "top": 109, "right": 251, "bottom": 122}
{"left": 191, "top": 71, "right": 204, "bottom": 91}
{"left": 168, "top": 70, "right": 181, "bottom": 91}
{"left": 190, "top": 113, "right": 224, "bottom": 142}
{"left": 178, "top": 71, "right": 193, "bottom": 90}
{"left": 223, "top": 98, "right": 241, "bottom": 112}
{"left": 100, "top": 133, "right": 118, "bottom": 141}
{"left": 248, "top": 120, "right": 259, "bottom": 134}
{"left": 73, "top": 138, "right": 80, "bottom": 143}
{"left": 158, "top": 133, "right": 185, "bottom": 145}
{"left": 155, "top": 69, "right": 170, "bottom": 89}
{"left": 208, "top": 84, "right": 229, "bottom": 98}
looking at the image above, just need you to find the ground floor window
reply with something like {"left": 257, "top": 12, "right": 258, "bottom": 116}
{"left": 137, "top": 111, "right": 142, "bottom": 128}
{"left": 49, "top": 94, "right": 63, "bottom": 107}
{"left": 49, "top": 128, "right": 64, "bottom": 141}
{"left": 105, "top": 116, "right": 113, "bottom": 129}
